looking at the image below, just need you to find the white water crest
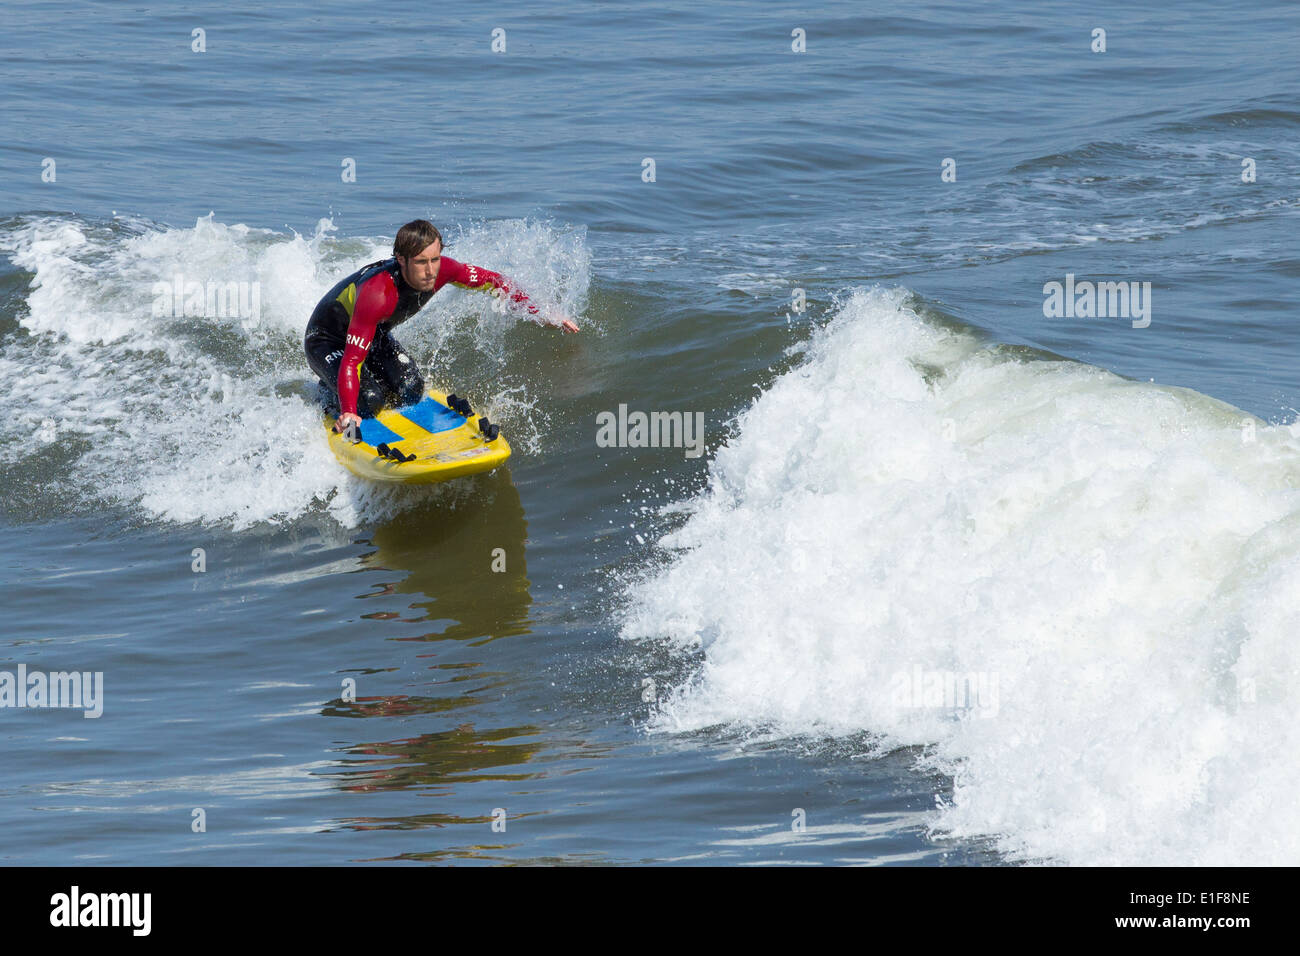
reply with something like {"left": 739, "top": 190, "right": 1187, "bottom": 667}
{"left": 621, "top": 285, "right": 1300, "bottom": 865}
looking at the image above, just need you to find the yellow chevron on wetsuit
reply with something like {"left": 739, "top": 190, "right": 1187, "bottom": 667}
{"left": 336, "top": 282, "right": 358, "bottom": 317}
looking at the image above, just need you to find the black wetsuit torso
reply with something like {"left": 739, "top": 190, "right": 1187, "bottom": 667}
{"left": 303, "top": 259, "right": 431, "bottom": 417}
{"left": 304, "top": 258, "right": 434, "bottom": 342}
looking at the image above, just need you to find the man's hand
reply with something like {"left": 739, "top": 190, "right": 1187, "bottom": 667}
{"left": 334, "top": 412, "right": 363, "bottom": 435}
{"left": 559, "top": 317, "right": 579, "bottom": 333}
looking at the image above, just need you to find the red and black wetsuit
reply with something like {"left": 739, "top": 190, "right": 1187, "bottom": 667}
{"left": 304, "top": 255, "right": 537, "bottom": 417}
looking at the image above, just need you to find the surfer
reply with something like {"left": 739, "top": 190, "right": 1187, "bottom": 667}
{"left": 304, "top": 219, "right": 578, "bottom": 433}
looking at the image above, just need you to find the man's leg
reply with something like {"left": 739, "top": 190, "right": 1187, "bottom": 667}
{"left": 364, "top": 329, "right": 425, "bottom": 408}
{"left": 304, "top": 331, "right": 388, "bottom": 417}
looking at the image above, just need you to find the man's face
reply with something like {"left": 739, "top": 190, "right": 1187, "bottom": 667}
{"left": 398, "top": 240, "right": 442, "bottom": 291}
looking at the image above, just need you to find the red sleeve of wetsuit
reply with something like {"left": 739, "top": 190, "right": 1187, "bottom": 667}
{"left": 439, "top": 256, "right": 542, "bottom": 318}
{"left": 338, "top": 270, "right": 398, "bottom": 417}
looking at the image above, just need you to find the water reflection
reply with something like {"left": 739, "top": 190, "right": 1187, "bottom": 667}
{"left": 319, "top": 470, "right": 580, "bottom": 852}
{"left": 359, "top": 470, "right": 532, "bottom": 644}
{"left": 329, "top": 723, "right": 548, "bottom": 793}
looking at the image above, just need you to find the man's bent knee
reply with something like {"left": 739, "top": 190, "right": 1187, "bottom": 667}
{"left": 356, "top": 384, "right": 388, "bottom": 418}
{"left": 394, "top": 377, "right": 424, "bottom": 407}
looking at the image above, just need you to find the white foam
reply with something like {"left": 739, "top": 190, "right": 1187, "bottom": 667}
{"left": 620, "top": 286, "right": 1300, "bottom": 865}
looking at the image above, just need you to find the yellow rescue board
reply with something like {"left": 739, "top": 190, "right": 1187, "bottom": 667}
{"left": 325, "top": 389, "right": 511, "bottom": 484}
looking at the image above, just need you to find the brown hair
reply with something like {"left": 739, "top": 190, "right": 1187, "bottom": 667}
{"left": 393, "top": 220, "right": 444, "bottom": 260}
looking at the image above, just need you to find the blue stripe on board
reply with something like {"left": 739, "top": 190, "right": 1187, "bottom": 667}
{"left": 400, "top": 396, "right": 466, "bottom": 435}
{"left": 359, "top": 417, "right": 404, "bottom": 446}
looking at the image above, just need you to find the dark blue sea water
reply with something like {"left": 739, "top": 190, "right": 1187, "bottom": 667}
{"left": 2, "top": 0, "right": 1298, "bottom": 865}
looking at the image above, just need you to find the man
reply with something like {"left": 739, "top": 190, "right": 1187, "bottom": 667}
{"left": 305, "top": 219, "right": 579, "bottom": 434}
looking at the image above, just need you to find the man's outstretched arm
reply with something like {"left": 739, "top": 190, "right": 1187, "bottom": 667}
{"left": 441, "top": 257, "right": 579, "bottom": 332}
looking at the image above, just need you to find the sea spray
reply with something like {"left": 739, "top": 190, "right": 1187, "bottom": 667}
{"left": 621, "top": 286, "right": 1300, "bottom": 865}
